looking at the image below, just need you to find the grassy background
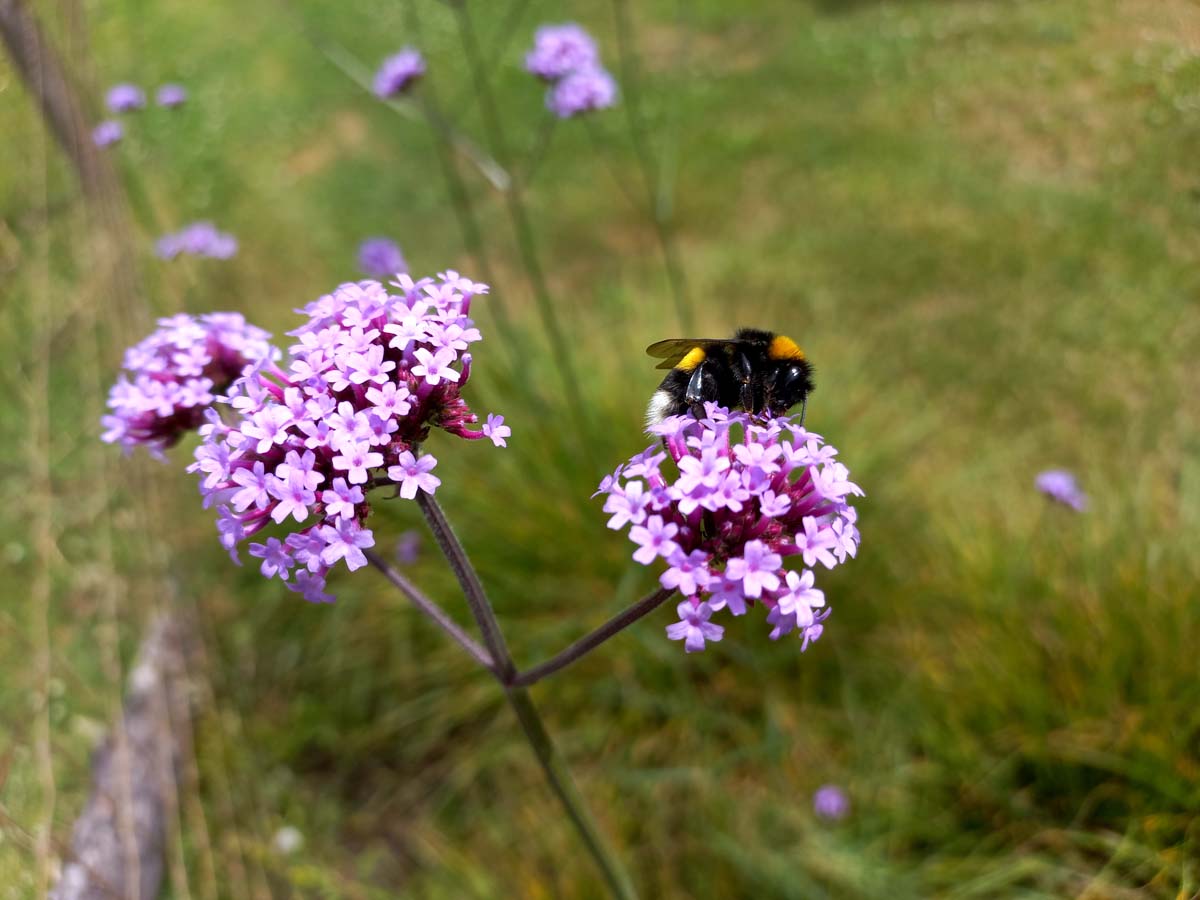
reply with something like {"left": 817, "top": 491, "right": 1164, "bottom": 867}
{"left": 4, "top": 0, "right": 1200, "bottom": 896}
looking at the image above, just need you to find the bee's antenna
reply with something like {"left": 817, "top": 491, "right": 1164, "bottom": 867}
{"left": 799, "top": 394, "right": 808, "bottom": 429}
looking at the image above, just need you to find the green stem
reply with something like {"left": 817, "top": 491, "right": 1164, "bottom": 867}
{"left": 449, "top": 0, "right": 593, "bottom": 445}
{"left": 415, "top": 493, "right": 638, "bottom": 898}
{"left": 507, "top": 688, "right": 639, "bottom": 900}
{"left": 610, "top": 0, "right": 694, "bottom": 333}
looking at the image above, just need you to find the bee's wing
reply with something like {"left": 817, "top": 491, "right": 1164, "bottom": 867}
{"left": 645, "top": 338, "right": 733, "bottom": 370}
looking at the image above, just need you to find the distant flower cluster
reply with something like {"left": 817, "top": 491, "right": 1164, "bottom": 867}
{"left": 525, "top": 24, "right": 618, "bottom": 119}
{"left": 374, "top": 48, "right": 426, "bottom": 99}
{"left": 813, "top": 784, "right": 850, "bottom": 821}
{"left": 92, "top": 120, "right": 123, "bottom": 148}
{"left": 189, "top": 272, "right": 506, "bottom": 603}
{"left": 156, "top": 222, "right": 238, "bottom": 260}
{"left": 156, "top": 84, "right": 188, "bottom": 108}
{"left": 94, "top": 80, "right": 186, "bottom": 147}
{"left": 1035, "top": 469, "right": 1087, "bottom": 511}
{"left": 106, "top": 83, "right": 146, "bottom": 113}
{"left": 358, "top": 238, "right": 408, "bottom": 279}
{"left": 596, "top": 406, "right": 862, "bottom": 653}
{"left": 101, "top": 313, "right": 275, "bottom": 458}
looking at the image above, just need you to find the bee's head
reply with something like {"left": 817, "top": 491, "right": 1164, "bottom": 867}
{"left": 767, "top": 360, "right": 814, "bottom": 415}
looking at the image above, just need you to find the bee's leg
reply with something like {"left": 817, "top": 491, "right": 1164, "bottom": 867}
{"left": 736, "top": 351, "right": 756, "bottom": 414}
{"left": 685, "top": 361, "right": 719, "bottom": 419}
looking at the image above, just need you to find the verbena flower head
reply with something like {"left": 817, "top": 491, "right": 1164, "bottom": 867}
{"left": 156, "top": 84, "right": 188, "bottom": 108}
{"left": 1035, "top": 469, "right": 1087, "bottom": 511}
{"left": 596, "top": 405, "right": 862, "bottom": 653}
{"left": 358, "top": 238, "right": 407, "bottom": 279}
{"left": 156, "top": 222, "right": 238, "bottom": 260}
{"left": 546, "top": 66, "right": 617, "bottom": 119}
{"left": 189, "top": 271, "right": 504, "bottom": 603}
{"left": 102, "top": 313, "right": 275, "bottom": 458}
{"left": 373, "top": 48, "right": 426, "bottom": 99}
{"left": 525, "top": 24, "right": 599, "bottom": 81}
{"left": 106, "top": 83, "right": 145, "bottom": 113}
{"left": 93, "top": 120, "right": 123, "bottom": 147}
{"left": 813, "top": 784, "right": 850, "bottom": 821}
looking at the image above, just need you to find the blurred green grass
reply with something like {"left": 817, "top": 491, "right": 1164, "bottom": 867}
{"left": 3, "top": 0, "right": 1200, "bottom": 896}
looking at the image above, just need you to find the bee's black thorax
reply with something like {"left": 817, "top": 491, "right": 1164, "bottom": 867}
{"left": 645, "top": 328, "right": 815, "bottom": 426}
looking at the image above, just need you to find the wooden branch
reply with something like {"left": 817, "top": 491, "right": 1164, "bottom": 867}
{"left": 0, "top": 0, "right": 113, "bottom": 198}
{"left": 49, "top": 614, "right": 194, "bottom": 900}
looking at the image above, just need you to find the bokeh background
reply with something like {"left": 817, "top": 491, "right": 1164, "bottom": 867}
{"left": 4, "top": 0, "right": 1200, "bottom": 896}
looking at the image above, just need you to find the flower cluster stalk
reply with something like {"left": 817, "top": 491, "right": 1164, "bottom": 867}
{"left": 413, "top": 493, "right": 640, "bottom": 900}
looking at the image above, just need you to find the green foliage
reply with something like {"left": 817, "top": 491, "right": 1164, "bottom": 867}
{"left": 3, "top": 0, "right": 1200, "bottom": 896}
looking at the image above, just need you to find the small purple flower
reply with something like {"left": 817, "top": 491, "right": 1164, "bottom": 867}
{"left": 813, "top": 784, "right": 850, "bottom": 821}
{"left": 546, "top": 66, "right": 617, "bottom": 119}
{"left": 629, "top": 515, "right": 680, "bottom": 565}
{"left": 156, "top": 84, "right": 188, "bottom": 108}
{"left": 482, "top": 413, "right": 510, "bottom": 448}
{"left": 358, "top": 238, "right": 407, "bottom": 279}
{"left": 395, "top": 529, "right": 421, "bottom": 565}
{"left": 388, "top": 451, "right": 440, "bottom": 499}
{"left": 93, "top": 120, "right": 123, "bottom": 147}
{"left": 1035, "top": 469, "right": 1087, "bottom": 511}
{"left": 106, "top": 83, "right": 145, "bottom": 113}
{"left": 666, "top": 600, "right": 724, "bottom": 653}
{"left": 595, "top": 407, "right": 862, "bottom": 653}
{"left": 525, "top": 24, "right": 599, "bottom": 81}
{"left": 156, "top": 222, "right": 238, "bottom": 260}
{"left": 373, "top": 48, "right": 426, "bottom": 99}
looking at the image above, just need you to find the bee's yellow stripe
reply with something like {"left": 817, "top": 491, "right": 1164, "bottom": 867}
{"left": 677, "top": 347, "right": 706, "bottom": 371}
{"left": 768, "top": 335, "right": 805, "bottom": 361}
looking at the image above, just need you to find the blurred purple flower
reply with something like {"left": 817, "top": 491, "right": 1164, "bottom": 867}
{"left": 546, "top": 66, "right": 617, "bottom": 119}
{"left": 1035, "top": 469, "right": 1087, "bottom": 511}
{"left": 92, "top": 120, "right": 123, "bottom": 147}
{"left": 813, "top": 784, "right": 849, "bottom": 821}
{"left": 358, "top": 238, "right": 408, "bottom": 279}
{"left": 373, "top": 48, "right": 426, "bottom": 99}
{"left": 101, "top": 313, "right": 276, "bottom": 458}
{"left": 394, "top": 529, "right": 421, "bottom": 565}
{"left": 157, "top": 222, "right": 238, "bottom": 260}
{"left": 187, "top": 271, "right": 502, "bottom": 601}
{"left": 106, "top": 83, "right": 145, "bottom": 113}
{"left": 525, "top": 24, "right": 599, "bottom": 81}
{"left": 596, "top": 405, "right": 863, "bottom": 653}
{"left": 156, "top": 84, "right": 188, "bottom": 108}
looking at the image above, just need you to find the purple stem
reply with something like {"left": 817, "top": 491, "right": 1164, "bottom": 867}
{"left": 415, "top": 492, "right": 517, "bottom": 681}
{"left": 512, "top": 586, "right": 676, "bottom": 687}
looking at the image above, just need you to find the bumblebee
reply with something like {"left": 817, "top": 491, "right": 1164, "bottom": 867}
{"left": 645, "top": 328, "right": 814, "bottom": 427}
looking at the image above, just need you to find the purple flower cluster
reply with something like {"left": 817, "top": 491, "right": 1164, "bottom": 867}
{"left": 547, "top": 68, "right": 618, "bottom": 119}
{"left": 101, "top": 313, "right": 275, "bottom": 458}
{"left": 93, "top": 121, "right": 123, "bottom": 148}
{"left": 156, "top": 84, "right": 188, "bottom": 108}
{"left": 596, "top": 405, "right": 862, "bottom": 653}
{"left": 358, "top": 238, "right": 408, "bottom": 279}
{"left": 525, "top": 24, "right": 599, "bottom": 81}
{"left": 189, "top": 272, "right": 506, "bottom": 603}
{"left": 373, "top": 48, "right": 426, "bottom": 99}
{"left": 1035, "top": 469, "right": 1087, "bottom": 511}
{"left": 106, "top": 83, "right": 146, "bottom": 113}
{"left": 156, "top": 222, "right": 238, "bottom": 260}
{"left": 525, "top": 24, "right": 617, "bottom": 119}
{"left": 813, "top": 784, "right": 850, "bottom": 821}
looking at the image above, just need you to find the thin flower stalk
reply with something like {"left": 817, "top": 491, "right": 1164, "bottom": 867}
{"left": 413, "top": 491, "right": 638, "bottom": 900}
